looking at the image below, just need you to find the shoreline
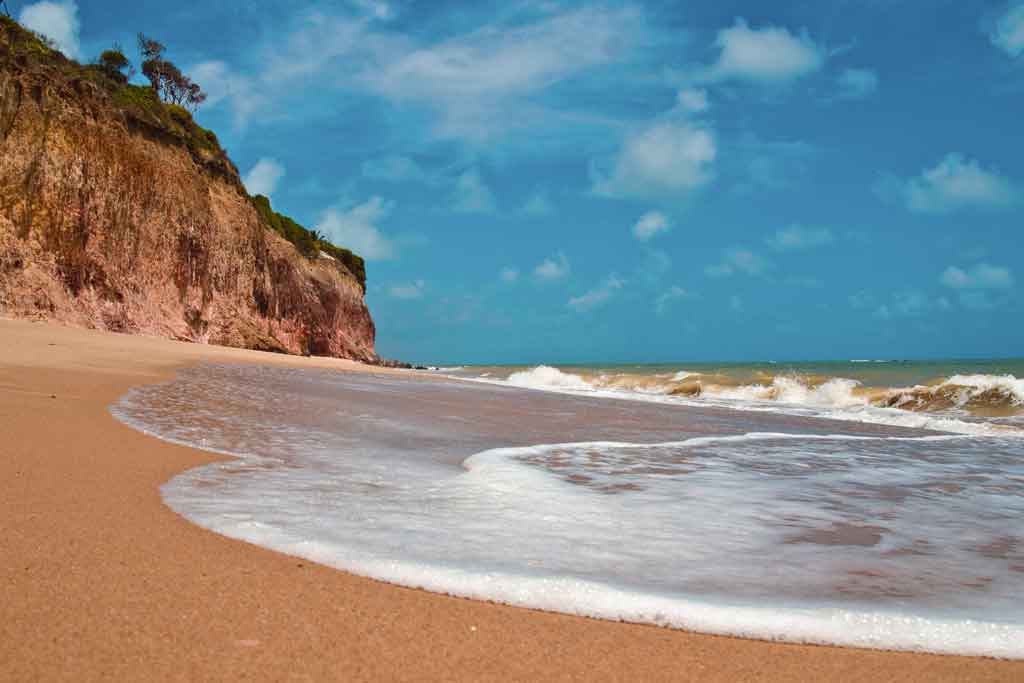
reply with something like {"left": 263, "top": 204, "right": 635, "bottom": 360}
{"left": 3, "top": 318, "right": 1022, "bottom": 680}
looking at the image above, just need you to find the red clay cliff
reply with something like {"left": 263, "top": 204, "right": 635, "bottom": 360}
{"left": 0, "top": 19, "right": 376, "bottom": 361}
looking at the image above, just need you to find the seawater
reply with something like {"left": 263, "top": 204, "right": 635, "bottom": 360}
{"left": 111, "top": 363, "right": 1024, "bottom": 658}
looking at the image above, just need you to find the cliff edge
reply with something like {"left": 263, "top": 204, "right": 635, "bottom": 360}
{"left": 0, "top": 18, "right": 377, "bottom": 361}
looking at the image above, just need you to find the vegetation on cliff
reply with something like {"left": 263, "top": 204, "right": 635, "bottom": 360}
{"left": 0, "top": 15, "right": 366, "bottom": 292}
{"left": 250, "top": 194, "right": 366, "bottom": 292}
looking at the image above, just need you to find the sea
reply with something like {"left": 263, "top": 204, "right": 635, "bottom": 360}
{"left": 111, "top": 358, "right": 1024, "bottom": 658}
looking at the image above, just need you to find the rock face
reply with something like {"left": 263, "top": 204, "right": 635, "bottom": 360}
{"left": 0, "top": 22, "right": 376, "bottom": 361}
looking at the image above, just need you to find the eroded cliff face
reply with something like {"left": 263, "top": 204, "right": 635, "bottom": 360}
{"left": 0, "top": 28, "right": 377, "bottom": 361}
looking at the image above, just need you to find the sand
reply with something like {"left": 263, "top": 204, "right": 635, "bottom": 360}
{"left": 1, "top": 317, "right": 1021, "bottom": 681}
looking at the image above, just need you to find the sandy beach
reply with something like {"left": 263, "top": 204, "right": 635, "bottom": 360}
{"left": 2, "top": 318, "right": 1022, "bottom": 681}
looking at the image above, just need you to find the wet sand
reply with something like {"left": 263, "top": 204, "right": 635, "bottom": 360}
{"left": 2, "top": 317, "right": 1022, "bottom": 681}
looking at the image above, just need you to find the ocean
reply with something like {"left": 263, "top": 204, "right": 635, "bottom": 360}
{"left": 111, "top": 359, "right": 1024, "bottom": 658}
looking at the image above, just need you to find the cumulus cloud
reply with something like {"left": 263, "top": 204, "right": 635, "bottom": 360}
{"left": 701, "top": 18, "right": 827, "bottom": 85}
{"left": 194, "top": 4, "right": 640, "bottom": 140}
{"left": 351, "top": 0, "right": 395, "bottom": 21}
{"left": 242, "top": 158, "right": 285, "bottom": 197}
{"left": 833, "top": 68, "right": 879, "bottom": 100}
{"left": 568, "top": 275, "right": 624, "bottom": 312}
{"left": 388, "top": 280, "right": 425, "bottom": 299}
{"left": 991, "top": 3, "right": 1024, "bottom": 57}
{"left": 190, "top": 61, "right": 263, "bottom": 127}
{"left": 500, "top": 267, "right": 520, "bottom": 283}
{"left": 451, "top": 168, "right": 496, "bottom": 213}
{"left": 655, "top": 285, "right": 690, "bottom": 314}
{"left": 365, "top": 5, "right": 640, "bottom": 139}
{"left": 675, "top": 88, "right": 710, "bottom": 113}
{"left": 593, "top": 120, "right": 716, "bottom": 199}
{"left": 767, "top": 224, "right": 833, "bottom": 250}
{"left": 899, "top": 154, "right": 1018, "bottom": 213}
{"left": 853, "top": 290, "right": 956, "bottom": 318}
{"left": 520, "top": 189, "right": 553, "bottom": 215}
{"left": 534, "top": 252, "right": 570, "bottom": 281}
{"left": 632, "top": 211, "right": 672, "bottom": 241}
{"left": 316, "top": 196, "right": 397, "bottom": 260}
{"left": 19, "top": 0, "right": 80, "bottom": 59}
{"left": 705, "top": 248, "right": 767, "bottom": 277}
{"left": 941, "top": 264, "right": 1014, "bottom": 290}
{"left": 362, "top": 155, "right": 435, "bottom": 184}
{"left": 871, "top": 291, "right": 933, "bottom": 319}
{"left": 732, "top": 135, "right": 817, "bottom": 194}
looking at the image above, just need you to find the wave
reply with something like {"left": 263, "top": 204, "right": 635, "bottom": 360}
{"left": 111, "top": 364, "right": 1024, "bottom": 660}
{"left": 469, "top": 366, "right": 1024, "bottom": 436}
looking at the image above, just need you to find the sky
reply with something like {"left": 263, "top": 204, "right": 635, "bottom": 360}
{"left": 16, "top": 0, "right": 1024, "bottom": 364}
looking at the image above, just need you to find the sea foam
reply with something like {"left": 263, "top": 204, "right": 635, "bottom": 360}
{"left": 111, "top": 365, "right": 1024, "bottom": 659}
{"left": 461, "top": 366, "right": 1024, "bottom": 438}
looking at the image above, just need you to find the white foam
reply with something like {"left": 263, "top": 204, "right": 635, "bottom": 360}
{"left": 461, "top": 367, "right": 1024, "bottom": 438}
{"left": 942, "top": 374, "right": 1024, "bottom": 405}
{"left": 111, "top": 366, "right": 1024, "bottom": 660}
{"left": 507, "top": 365, "right": 594, "bottom": 391}
{"left": 174, "top": 510, "right": 1024, "bottom": 659}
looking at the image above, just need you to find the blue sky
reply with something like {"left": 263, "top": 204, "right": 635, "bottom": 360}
{"left": 19, "top": 0, "right": 1024, "bottom": 363}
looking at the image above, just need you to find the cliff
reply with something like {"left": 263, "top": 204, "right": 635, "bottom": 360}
{"left": 0, "top": 18, "right": 377, "bottom": 361}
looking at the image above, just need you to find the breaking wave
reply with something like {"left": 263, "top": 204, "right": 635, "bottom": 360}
{"left": 468, "top": 366, "right": 1024, "bottom": 436}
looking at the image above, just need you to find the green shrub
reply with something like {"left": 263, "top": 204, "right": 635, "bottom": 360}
{"left": 97, "top": 48, "right": 130, "bottom": 84}
{"left": 1, "top": 14, "right": 58, "bottom": 58}
{"left": 166, "top": 103, "right": 191, "bottom": 125}
{"left": 250, "top": 195, "right": 366, "bottom": 291}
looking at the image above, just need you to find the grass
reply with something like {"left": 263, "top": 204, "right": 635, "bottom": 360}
{"left": 251, "top": 195, "right": 366, "bottom": 291}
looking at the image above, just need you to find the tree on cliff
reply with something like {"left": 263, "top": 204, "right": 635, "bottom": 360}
{"left": 137, "top": 33, "right": 207, "bottom": 112}
{"left": 97, "top": 45, "right": 133, "bottom": 85}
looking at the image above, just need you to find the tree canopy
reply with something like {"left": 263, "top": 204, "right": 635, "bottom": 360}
{"left": 137, "top": 33, "right": 206, "bottom": 111}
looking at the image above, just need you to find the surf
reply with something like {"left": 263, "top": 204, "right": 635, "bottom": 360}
{"left": 111, "top": 364, "right": 1024, "bottom": 659}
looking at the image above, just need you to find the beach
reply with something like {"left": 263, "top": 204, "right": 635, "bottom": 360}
{"left": 2, "top": 317, "right": 1023, "bottom": 681}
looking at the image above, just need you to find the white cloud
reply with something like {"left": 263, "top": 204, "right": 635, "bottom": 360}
{"left": 992, "top": 3, "right": 1024, "bottom": 58}
{"left": 705, "top": 248, "right": 767, "bottom": 277}
{"left": 902, "top": 154, "right": 1018, "bottom": 213}
{"left": 534, "top": 252, "right": 570, "bottom": 280}
{"left": 19, "top": 1, "right": 79, "bottom": 59}
{"left": 365, "top": 6, "right": 640, "bottom": 139}
{"left": 568, "top": 275, "right": 624, "bottom": 312}
{"left": 362, "top": 155, "right": 435, "bottom": 184}
{"left": 451, "top": 168, "right": 496, "bottom": 213}
{"left": 702, "top": 18, "right": 826, "bottom": 84}
{"left": 520, "top": 189, "right": 553, "bottom": 215}
{"left": 316, "top": 196, "right": 397, "bottom": 260}
{"left": 190, "top": 61, "right": 263, "bottom": 127}
{"left": 655, "top": 285, "right": 690, "bottom": 314}
{"left": 632, "top": 211, "right": 672, "bottom": 241}
{"left": 242, "top": 158, "right": 286, "bottom": 197}
{"left": 388, "top": 280, "right": 425, "bottom": 299}
{"left": 872, "top": 291, "right": 930, "bottom": 319}
{"left": 834, "top": 68, "right": 879, "bottom": 100}
{"left": 593, "top": 120, "right": 716, "bottom": 199}
{"left": 732, "top": 135, "right": 816, "bottom": 195}
{"left": 351, "top": 0, "right": 395, "bottom": 21}
{"left": 855, "top": 290, "right": 958, "bottom": 318}
{"left": 675, "top": 88, "right": 710, "bottom": 113}
{"left": 767, "top": 224, "right": 833, "bottom": 250}
{"left": 195, "top": 4, "right": 639, "bottom": 140}
{"left": 261, "top": 12, "right": 375, "bottom": 85}
{"left": 500, "top": 267, "right": 520, "bottom": 283}
{"left": 940, "top": 264, "right": 1014, "bottom": 290}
